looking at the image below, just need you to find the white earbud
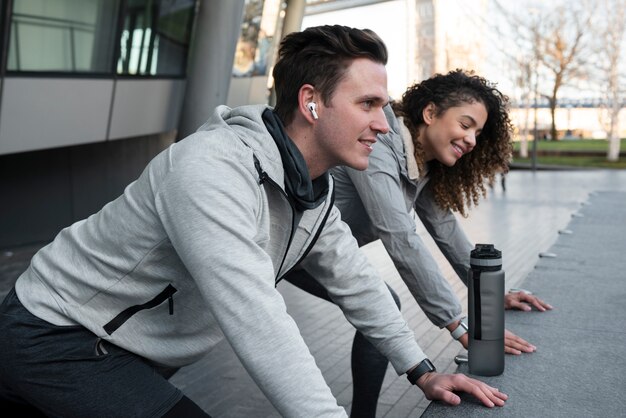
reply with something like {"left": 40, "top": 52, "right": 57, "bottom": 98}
{"left": 307, "top": 102, "right": 319, "bottom": 120}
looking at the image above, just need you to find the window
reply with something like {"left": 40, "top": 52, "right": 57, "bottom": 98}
{"left": 116, "top": 0, "right": 196, "bottom": 76}
{"left": 232, "top": 0, "right": 282, "bottom": 78}
{"left": 5, "top": 0, "right": 196, "bottom": 76}
{"left": 7, "top": 0, "right": 119, "bottom": 73}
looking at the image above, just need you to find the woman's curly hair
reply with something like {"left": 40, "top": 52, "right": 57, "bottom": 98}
{"left": 392, "top": 69, "right": 513, "bottom": 216}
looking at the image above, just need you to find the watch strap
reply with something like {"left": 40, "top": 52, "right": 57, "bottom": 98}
{"left": 406, "top": 358, "right": 436, "bottom": 385}
{"left": 450, "top": 317, "right": 468, "bottom": 340}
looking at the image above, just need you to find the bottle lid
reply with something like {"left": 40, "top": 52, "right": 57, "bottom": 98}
{"left": 470, "top": 244, "right": 502, "bottom": 268}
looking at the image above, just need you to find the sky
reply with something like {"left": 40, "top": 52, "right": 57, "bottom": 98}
{"left": 303, "top": 0, "right": 514, "bottom": 99}
{"left": 302, "top": 0, "right": 625, "bottom": 102}
{"left": 303, "top": 0, "right": 409, "bottom": 99}
{"left": 302, "top": 0, "right": 625, "bottom": 137}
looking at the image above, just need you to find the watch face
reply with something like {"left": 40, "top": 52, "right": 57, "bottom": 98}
{"left": 451, "top": 320, "right": 468, "bottom": 339}
{"left": 407, "top": 358, "right": 437, "bottom": 385}
{"left": 422, "top": 358, "right": 436, "bottom": 372}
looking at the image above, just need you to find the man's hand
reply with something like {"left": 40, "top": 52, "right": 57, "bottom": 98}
{"left": 416, "top": 372, "right": 507, "bottom": 407}
{"left": 505, "top": 291, "right": 553, "bottom": 312}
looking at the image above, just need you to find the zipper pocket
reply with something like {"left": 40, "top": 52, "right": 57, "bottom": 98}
{"left": 103, "top": 284, "right": 177, "bottom": 335}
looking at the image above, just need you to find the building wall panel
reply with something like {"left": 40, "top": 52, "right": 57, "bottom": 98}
{"left": 108, "top": 79, "right": 186, "bottom": 140}
{"left": 0, "top": 78, "right": 113, "bottom": 155}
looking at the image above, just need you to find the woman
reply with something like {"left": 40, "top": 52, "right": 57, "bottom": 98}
{"left": 283, "top": 69, "right": 551, "bottom": 416}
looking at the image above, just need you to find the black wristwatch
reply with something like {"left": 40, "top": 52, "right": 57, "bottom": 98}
{"left": 406, "top": 358, "right": 436, "bottom": 385}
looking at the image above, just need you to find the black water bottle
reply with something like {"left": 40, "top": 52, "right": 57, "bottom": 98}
{"left": 468, "top": 244, "right": 505, "bottom": 376}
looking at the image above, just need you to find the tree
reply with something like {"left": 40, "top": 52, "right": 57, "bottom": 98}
{"left": 592, "top": 0, "right": 626, "bottom": 161}
{"left": 493, "top": 1, "right": 593, "bottom": 141}
{"left": 488, "top": 2, "right": 542, "bottom": 157}
{"left": 531, "top": 4, "right": 593, "bottom": 141}
{"left": 514, "top": 60, "right": 534, "bottom": 158}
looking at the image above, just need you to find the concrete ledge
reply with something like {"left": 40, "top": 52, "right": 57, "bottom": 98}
{"left": 422, "top": 191, "right": 626, "bottom": 417}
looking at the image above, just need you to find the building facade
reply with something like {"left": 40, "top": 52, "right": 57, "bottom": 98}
{"left": 0, "top": 0, "right": 297, "bottom": 248}
{"left": 414, "top": 0, "right": 488, "bottom": 80}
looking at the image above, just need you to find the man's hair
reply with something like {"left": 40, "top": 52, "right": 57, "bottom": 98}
{"left": 273, "top": 25, "right": 388, "bottom": 125}
{"left": 392, "top": 69, "right": 513, "bottom": 216}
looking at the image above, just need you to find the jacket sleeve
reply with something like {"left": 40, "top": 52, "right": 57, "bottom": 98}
{"left": 344, "top": 144, "right": 463, "bottom": 328}
{"left": 299, "top": 205, "right": 426, "bottom": 375}
{"left": 155, "top": 139, "right": 347, "bottom": 417}
{"left": 413, "top": 181, "right": 473, "bottom": 287}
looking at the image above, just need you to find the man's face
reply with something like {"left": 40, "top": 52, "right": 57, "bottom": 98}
{"left": 312, "top": 58, "right": 389, "bottom": 172}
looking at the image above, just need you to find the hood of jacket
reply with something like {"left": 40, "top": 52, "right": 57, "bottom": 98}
{"left": 198, "top": 104, "right": 286, "bottom": 186}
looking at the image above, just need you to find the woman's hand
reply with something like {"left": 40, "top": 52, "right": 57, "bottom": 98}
{"left": 505, "top": 329, "right": 536, "bottom": 354}
{"left": 457, "top": 328, "right": 536, "bottom": 354}
{"left": 505, "top": 290, "right": 553, "bottom": 312}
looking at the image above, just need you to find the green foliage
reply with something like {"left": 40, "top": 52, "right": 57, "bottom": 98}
{"left": 512, "top": 156, "right": 626, "bottom": 169}
{"left": 513, "top": 139, "right": 626, "bottom": 152}
{"left": 512, "top": 139, "right": 626, "bottom": 169}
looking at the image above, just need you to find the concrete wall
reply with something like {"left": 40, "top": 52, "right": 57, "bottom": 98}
{"left": 0, "top": 131, "right": 174, "bottom": 248}
{"left": 0, "top": 78, "right": 185, "bottom": 155}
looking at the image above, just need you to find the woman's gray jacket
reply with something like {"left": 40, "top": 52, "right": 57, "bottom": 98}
{"left": 15, "top": 105, "right": 425, "bottom": 417}
{"left": 330, "top": 104, "right": 474, "bottom": 328}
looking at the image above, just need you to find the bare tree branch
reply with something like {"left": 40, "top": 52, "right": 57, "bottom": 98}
{"left": 492, "top": 0, "right": 595, "bottom": 141}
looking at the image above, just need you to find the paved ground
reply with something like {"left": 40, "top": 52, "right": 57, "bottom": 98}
{"left": 2, "top": 168, "right": 626, "bottom": 417}
{"left": 422, "top": 190, "right": 626, "bottom": 417}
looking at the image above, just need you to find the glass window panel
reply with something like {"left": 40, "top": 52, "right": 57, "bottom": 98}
{"left": 7, "top": 0, "right": 119, "bottom": 73}
{"left": 233, "top": 0, "right": 282, "bottom": 78}
{"left": 116, "top": 0, "right": 195, "bottom": 76}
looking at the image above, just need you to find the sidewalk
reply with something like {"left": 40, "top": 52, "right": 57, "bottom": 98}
{"left": 2, "top": 169, "right": 626, "bottom": 416}
{"left": 422, "top": 189, "right": 626, "bottom": 417}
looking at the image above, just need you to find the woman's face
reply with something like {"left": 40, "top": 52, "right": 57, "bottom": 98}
{"left": 419, "top": 100, "right": 488, "bottom": 166}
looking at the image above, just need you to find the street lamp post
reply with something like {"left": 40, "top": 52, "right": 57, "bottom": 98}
{"left": 532, "top": 86, "right": 538, "bottom": 172}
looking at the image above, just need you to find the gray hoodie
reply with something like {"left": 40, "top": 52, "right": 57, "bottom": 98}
{"left": 15, "top": 104, "right": 425, "bottom": 417}
{"left": 330, "top": 104, "right": 474, "bottom": 329}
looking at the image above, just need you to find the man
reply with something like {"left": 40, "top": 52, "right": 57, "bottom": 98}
{"left": 0, "top": 26, "right": 506, "bottom": 417}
